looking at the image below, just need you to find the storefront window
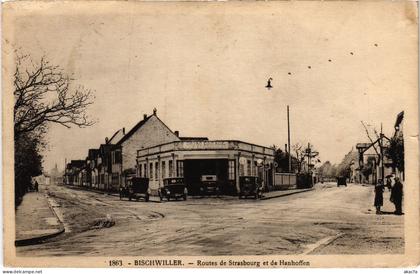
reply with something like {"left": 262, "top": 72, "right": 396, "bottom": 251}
{"left": 169, "top": 160, "right": 173, "bottom": 177}
{"left": 162, "top": 161, "right": 166, "bottom": 179}
{"left": 239, "top": 163, "right": 244, "bottom": 176}
{"left": 150, "top": 163, "right": 153, "bottom": 180}
{"left": 155, "top": 162, "right": 159, "bottom": 180}
{"left": 177, "top": 161, "right": 184, "bottom": 177}
{"left": 247, "top": 160, "right": 251, "bottom": 176}
{"left": 228, "top": 160, "right": 235, "bottom": 180}
{"left": 254, "top": 161, "right": 258, "bottom": 176}
{"left": 139, "top": 164, "right": 142, "bottom": 177}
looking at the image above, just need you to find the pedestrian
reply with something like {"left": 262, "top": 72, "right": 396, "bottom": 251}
{"left": 34, "top": 181, "right": 39, "bottom": 192}
{"left": 386, "top": 177, "right": 392, "bottom": 192}
{"left": 390, "top": 177, "right": 403, "bottom": 215}
{"left": 374, "top": 179, "right": 384, "bottom": 214}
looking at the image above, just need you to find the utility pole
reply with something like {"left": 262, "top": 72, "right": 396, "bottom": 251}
{"left": 287, "top": 105, "right": 291, "bottom": 173}
{"left": 307, "top": 142, "right": 311, "bottom": 173}
{"left": 380, "top": 123, "right": 385, "bottom": 180}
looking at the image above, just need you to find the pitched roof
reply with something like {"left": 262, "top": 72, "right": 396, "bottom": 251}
{"left": 116, "top": 115, "right": 152, "bottom": 145}
{"left": 107, "top": 128, "right": 125, "bottom": 144}
{"left": 116, "top": 113, "right": 180, "bottom": 146}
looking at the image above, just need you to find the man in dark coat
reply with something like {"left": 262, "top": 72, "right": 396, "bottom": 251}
{"left": 390, "top": 177, "right": 403, "bottom": 215}
{"left": 374, "top": 179, "right": 384, "bottom": 214}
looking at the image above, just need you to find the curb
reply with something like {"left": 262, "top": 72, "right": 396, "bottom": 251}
{"left": 261, "top": 188, "right": 314, "bottom": 200}
{"left": 65, "top": 185, "right": 119, "bottom": 197}
{"left": 15, "top": 227, "right": 65, "bottom": 246}
{"left": 15, "top": 194, "right": 65, "bottom": 247}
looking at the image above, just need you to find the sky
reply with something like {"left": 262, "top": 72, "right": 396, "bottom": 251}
{"left": 6, "top": 1, "right": 418, "bottom": 172}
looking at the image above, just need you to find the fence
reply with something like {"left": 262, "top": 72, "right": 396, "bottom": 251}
{"left": 273, "top": 173, "right": 297, "bottom": 190}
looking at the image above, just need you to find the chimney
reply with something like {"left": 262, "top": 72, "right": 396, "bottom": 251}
{"left": 174, "top": 131, "right": 179, "bottom": 137}
{"left": 143, "top": 114, "right": 147, "bottom": 120}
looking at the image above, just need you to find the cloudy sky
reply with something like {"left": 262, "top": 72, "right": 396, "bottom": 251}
{"left": 6, "top": 1, "right": 417, "bottom": 171}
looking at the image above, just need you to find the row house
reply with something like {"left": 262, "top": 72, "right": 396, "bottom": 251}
{"left": 65, "top": 108, "right": 280, "bottom": 194}
{"left": 64, "top": 160, "right": 85, "bottom": 185}
{"left": 110, "top": 108, "right": 181, "bottom": 187}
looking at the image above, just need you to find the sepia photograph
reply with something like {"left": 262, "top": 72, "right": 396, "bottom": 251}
{"left": 2, "top": 0, "right": 419, "bottom": 268}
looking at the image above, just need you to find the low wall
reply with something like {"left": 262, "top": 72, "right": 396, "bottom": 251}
{"left": 273, "top": 173, "right": 297, "bottom": 190}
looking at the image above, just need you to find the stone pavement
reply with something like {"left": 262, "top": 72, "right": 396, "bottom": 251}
{"left": 15, "top": 191, "right": 64, "bottom": 246}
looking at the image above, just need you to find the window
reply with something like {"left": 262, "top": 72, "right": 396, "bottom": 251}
{"left": 239, "top": 163, "right": 244, "bottom": 176}
{"left": 162, "top": 161, "right": 166, "bottom": 179}
{"left": 155, "top": 162, "right": 159, "bottom": 180}
{"left": 139, "top": 164, "right": 142, "bottom": 177}
{"left": 115, "top": 151, "right": 122, "bottom": 164}
{"left": 169, "top": 160, "right": 173, "bottom": 177}
{"left": 177, "top": 161, "right": 184, "bottom": 177}
{"left": 150, "top": 163, "right": 153, "bottom": 180}
{"left": 254, "top": 161, "right": 258, "bottom": 176}
{"left": 112, "top": 151, "right": 122, "bottom": 164}
{"left": 247, "top": 160, "right": 251, "bottom": 176}
{"left": 228, "top": 160, "right": 235, "bottom": 180}
{"left": 144, "top": 163, "right": 147, "bottom": 177}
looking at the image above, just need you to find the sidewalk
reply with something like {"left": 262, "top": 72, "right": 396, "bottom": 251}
{"left": 15, "top": 192, "right": 64, "bottom": 246}
{"left": 261, "top": 187, "right": 314, "bottom": 200}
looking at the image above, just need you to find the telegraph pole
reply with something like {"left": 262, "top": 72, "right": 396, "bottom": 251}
{"left": 380, "top": 123, "right": 385, "bottom": 180}
{"left": 287, "top": 105, "right": 291, "bottom": 173}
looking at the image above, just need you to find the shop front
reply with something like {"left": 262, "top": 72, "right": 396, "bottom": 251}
{"left": 136, "top": 140, "right": 274, "bottom": 195}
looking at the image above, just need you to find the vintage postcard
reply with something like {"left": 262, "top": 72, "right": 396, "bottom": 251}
{"left": 2, "top": 0, "right": 419, "bottom": 268}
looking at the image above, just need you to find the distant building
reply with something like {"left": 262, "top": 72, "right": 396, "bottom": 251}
{"left": 355, "top": 111, "right": 404, "bottom": 184}
{"left": 64, "top": 160, "right": 85, "bottom": 185}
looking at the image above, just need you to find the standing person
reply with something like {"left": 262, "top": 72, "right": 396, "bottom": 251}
{"left": 374, "top": 179, "right": 384, "bottom": 214}
{"left": 34, "top": 181, "right": 39, "bottom": 192}
{"left": 390, "top": 177, "right": 403, "bottom": 215}
{"left": 386, "top": 176, "right": 392, "bottom": 192}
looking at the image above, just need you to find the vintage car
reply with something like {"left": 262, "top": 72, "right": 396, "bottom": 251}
{"left": 238, "top": 176, "right": 262, "bottom": 199}
{"left": 336, "top": 176, "right": 347, "bottom": 187}
{"left": 119, "top": 177, "right": 150, "bottom": 202}
{"left": 158, "top": 177, "right": 188, "bottom": 201}
{"left": 199, "top": 175, "right": 220, "bottom": 196}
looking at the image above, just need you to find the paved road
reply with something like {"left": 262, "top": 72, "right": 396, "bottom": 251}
{"left": 16, "top": 182, "right": 404, "bottom": 256}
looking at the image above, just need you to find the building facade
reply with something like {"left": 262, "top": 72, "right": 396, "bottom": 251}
{"left": 136, "top": 140, "right": 275, "bottom": 194}
{"left": 111, "top": 110, "right": 181, "bottom": 187}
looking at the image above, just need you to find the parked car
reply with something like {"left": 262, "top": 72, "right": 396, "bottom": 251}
{"left": 119, "top": 177, "right": 150, "bottom": 202}
{"left": 337, "top": 176, "right": 347, "bottom": 187}
{"left": 158, "top": 177, "right": 188, "bottom": 201}
{"left": 200, "top": 175, "right": 220, "bottom": 196}
{"left": 238, "top": 176, "right": 262, "bottom": 199}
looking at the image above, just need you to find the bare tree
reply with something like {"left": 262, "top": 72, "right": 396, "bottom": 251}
{"left": 292, "top": 143, "right": 305, "bottom": 172}
{"left": 360, "top": 121, "right": 380, "bottom": 158}
{"left": 14, "top": 53, "right": 95, "bottom": 141}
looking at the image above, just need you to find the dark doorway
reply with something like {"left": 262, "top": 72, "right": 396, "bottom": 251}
{"left": 184, "top": 159, "right": 230, "bottom": 195}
